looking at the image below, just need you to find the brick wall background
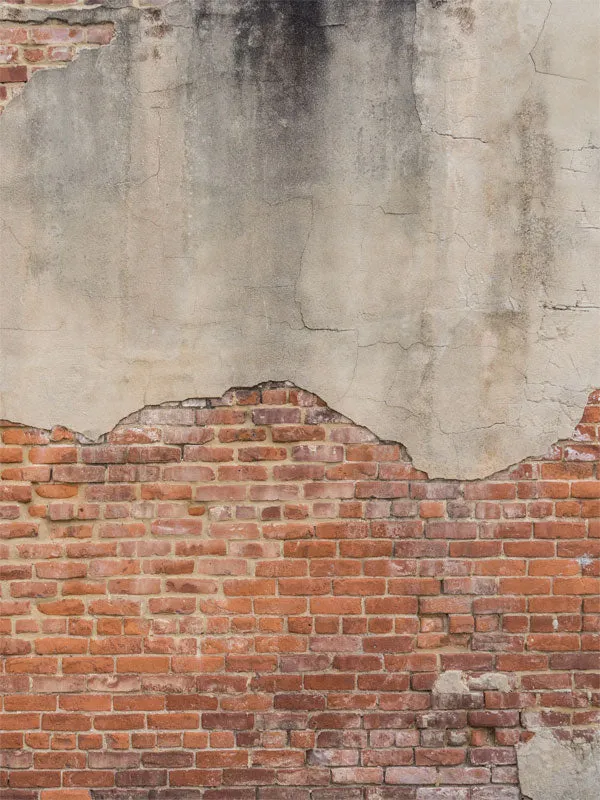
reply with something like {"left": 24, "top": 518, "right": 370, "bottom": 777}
{"left": 0, "top": 383, "right": 598, "bottom": 800}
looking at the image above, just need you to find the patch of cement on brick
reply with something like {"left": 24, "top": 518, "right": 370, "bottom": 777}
{"left": 517, "top": 730, "right": 600, "bottom": 800}
{"left": 432, "top": 671, "right": 470, "bottom": 694}
{"left": 433, "top": 670, "right": 516, "bottom": 694}
{"left": 467, "top": 672, "right": 516, "bottom": 692}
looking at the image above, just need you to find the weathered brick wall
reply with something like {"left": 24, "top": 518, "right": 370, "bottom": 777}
{"left": 0, "top": 384, "right": 598, "bottom": 800}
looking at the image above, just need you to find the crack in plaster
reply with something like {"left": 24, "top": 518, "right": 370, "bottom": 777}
{"left": 0, "top": 0, "right": 598, "bottom": 479}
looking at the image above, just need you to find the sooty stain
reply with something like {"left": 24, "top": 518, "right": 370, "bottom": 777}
{"left": 232, "top": 0, "right": 331, "bottom": 111}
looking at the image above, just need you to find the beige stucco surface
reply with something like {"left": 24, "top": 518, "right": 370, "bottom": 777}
{"left": 0, "top": 0, "right": 598, "bottom": 477}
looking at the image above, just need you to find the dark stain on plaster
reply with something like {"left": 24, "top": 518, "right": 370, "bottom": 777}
{"left": 231, "top": 0, "right": 331, "bottom": 117}
{"left": 429, "top": 0, "right": 475, "bottom": 33}
{"left": 449, "top": 4, "right": 475, "bottom": 33}
{"left": 182, "top": 1, "right": 338, "bottom": 194}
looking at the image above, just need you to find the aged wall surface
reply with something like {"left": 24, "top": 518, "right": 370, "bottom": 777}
{"left": 0, "top": 384, "right": 598, "bottom": 800}
{"left": 0, "top": 2, "right": 599, "bottom": 799}
{"left": 0, "top": 0, "right": 598, "bottom": 478}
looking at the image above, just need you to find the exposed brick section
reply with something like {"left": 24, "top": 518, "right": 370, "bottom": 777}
{"left": 0, "top": 14, "right": 114, "bottom": 114}
{"left": 0, "top": 384, "right": 598, "bottom": 799}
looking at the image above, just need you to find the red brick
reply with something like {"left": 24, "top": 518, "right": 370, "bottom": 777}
{"left": 534, "top": 521, "right": 586, "bottom": 538}
{"left": 0, "top": 446, "right": 24, "bottom": 462}
{"left": 0, "top": 390, "right": 596, "bottom": 793}
{"left": 426, "top": 522, "right": 477, "bottom": 539}
{"left": 554, "top": 577, "right": 600, "bottom": 594}
{"left": 0, "top": 522, "right": 38, "bottom": 540}
{"left": 385, "top": 767, "right": 436, "bottom": 784}
{"left": 499, "top": 578, "right": 551, "bottom": 595}
{"left": 53, "top": 465, "right": 105, "bottom": 483}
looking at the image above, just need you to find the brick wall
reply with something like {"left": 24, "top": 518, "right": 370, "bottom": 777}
{"left": 0, "top": 383, "right": 598, "bottom": 800}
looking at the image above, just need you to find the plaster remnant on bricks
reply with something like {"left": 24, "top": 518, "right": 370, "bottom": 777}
{"left": 432, "top": 670, "right": 469, "bottom": 694}
{"left": 467, "top": 672, "right": 516, "bottom": 693}
{"left": 0, "top": 18, "right": 115, "bottom": 115}
{"left": 433, "top": 670, "right": 516, "bottom": 695}
{"left": 0, "top": 0, "right": 598, "bottom": 479}
{"left": 517, "top": 730, "right": 600, "bottom": 800}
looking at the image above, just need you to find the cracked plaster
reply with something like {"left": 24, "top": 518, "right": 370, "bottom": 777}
{"left": 0, "top": 0, "right": 598, "bottom": 478}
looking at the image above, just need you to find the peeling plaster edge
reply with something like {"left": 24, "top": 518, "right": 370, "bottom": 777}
{"left": 0, "top": 4, "right": 124, "bottom": 117}
{"left": 0, "top": 380, "right": 597, "bottom": 485}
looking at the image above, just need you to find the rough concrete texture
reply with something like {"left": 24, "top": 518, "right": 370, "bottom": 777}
{"left": 0, "top": 0, "right": 598, "bottom": 477}
{"left": 517, "top": 730, "right": 600, "bottom": 800}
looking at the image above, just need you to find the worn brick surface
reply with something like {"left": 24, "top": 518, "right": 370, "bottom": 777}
{"left": 0, "top": 384, "right": 598, "bottom": 798}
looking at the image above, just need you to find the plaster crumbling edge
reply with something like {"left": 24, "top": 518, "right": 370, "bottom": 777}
{"left": 432, "top": 670, "right": 600, "bottom": 800}
{"left": 1, "top": 381, "right": 598, "bottom": 486}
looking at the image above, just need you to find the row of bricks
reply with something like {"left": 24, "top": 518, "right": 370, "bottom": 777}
{"left": 3, "top": 489, "right": 599, "bottom": 514}
{"left": 1, "top": 615, "right": 599, "bottom": 640}
{"left": 3, "top": 747, "right": 516, "bottom": 770}
{"left": 1, "top": 538, "right": 598, "bottom": 564}
{"left": 2, "top": 596, "right": 599, "bottom": 634}
{"left": 2, "top": 578, "right": 598, "bottom": 616}
{"left": 8, "top": 504, "right": 595, "bottom": 523}
{"left": 0, "top": 685, "right": 591, "bottom": 710}
{"left": 1, "top": 494, "right": 598, "bottom": 518}
{"left": 0, "top": 722, "right": 556, "bottom": 749}
{"left": 0, "top": 708, "right": 542, "bottom": 728}
{"left": 2, "top": 473, "right": 598, "bottom": 499}
{"left": 0, "top": 24, "right": 114, "bottom": 46}
{"left": 1, "top": 597, "right": 596, "bottom": 619}
{"left": 0, "top": 433, "right": 597, "bottom": 468}
{"left": 2, "top": 574, "right": 599, "bottom": 594}
{"left": 0, "top": 635, "right": 598, "bottom": 656}
{"left": 0, "top": 787, "right": 524, "bottom": 800}
{"left": 2, "top": 556, "right": 596, "bottom": 579}
{"left": 0, "top": 765, "right": 522, "bottom": 789}
{"left": 2, "top": 628, "right": 598, "bottom": 658}
{"left": 3, "top": 491, "right": 595, "bottom": 511}
{"left": 0, "top": 697, "right": 595, "bottom": 721}
{"left": 2, "top": 590, "right": 597, "bottom": 614}
{"left": 1, "top": 499, "right": 599, "bottom": 525}
{"left": 0, "top": 414, "right": 596, "bottom": 450}
{"left": 1, "top": 536, "right": 598, "bottom": 559}
{"left": 3, "top": 650, "right": 597, "bottom": 673}
{"left": 5, "top": 568, "right": 589, "bottom": 591}
{"left": 1, "top": 520, "right": 598, "bottom": 541}
{"left": 1, "top": 470, "right": 597, "bottom": 498}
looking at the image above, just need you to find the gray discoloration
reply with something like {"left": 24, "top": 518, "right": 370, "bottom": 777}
{"left": 517, "top": 730, "right": 600, "bottom": 800}
{"left": 467, "top": 672, "right": 515, "bottom": 692}
{"left": 0, "top": 0, "right": 598, "bottom": 478}
{"left": 432, "top": 670, "right": 516, "bottom": 694}
{"left": 432, "top": 671, "right": 469, "bottom": 694}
